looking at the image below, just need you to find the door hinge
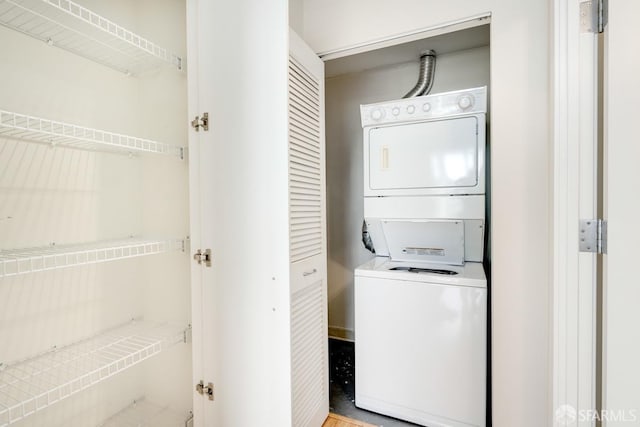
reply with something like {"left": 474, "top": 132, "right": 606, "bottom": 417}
{"left": 191, "top": 112, "right": 209, "bottom": 132}
{"left": 598, "top": 0, "right": 608, "bottom": 32}
{"left": 196, "top": 380, "right": 214, "bottom": 401}
{"left": 579, "top": 219, "right": 607, "bottom": 254}
{"left": 580, "top": 0, "right": 607, "bottom": 33}
{"left": 193, "top": 248, "right": 212, "bottom": 267}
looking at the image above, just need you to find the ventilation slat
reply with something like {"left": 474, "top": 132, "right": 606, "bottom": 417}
{"left": 290, "top": 156, "right": 322, "bottom": 172}
{"left": 289, "top": 108, "right": 320, "bottom": 133}
{"left": 290, "top": 205, "right": 321, "bottom": 213}
{"left": 290, "top": 145, "right": 320, "bottom": 163}
{"left": 290, "top": 129, "right": 321, "bottom": 153}
{"left": 290, "top": 118, "right": 320, "bottom": 140}
{"left": 291, "top": 234, "right": 322, "bottom": 247}
{"left": 290, "top": 181, "right": 321, "bottom": 194}
{"left": 289, "top": 85, "right": 320, "bottom": 112}
{"left": 291, "top": 281, "right": 325, "bottom": 427}
{"left": 289, "top": 71, "right": 320, "bottom": 104}
{"left": 290, "top": 61, "right": 319, "bottom": 94}
{"left": 291, "top": 243, "right": 322, "bottom": 255}
{"left": 290, "top": 170, "right": 321, "bottom": 183}
{"left": 289, "top": 60, "right": 319, "bottom": 91}
{"left": 290, "top": 99, "right": 319, "bottom": 119}
{"left": 290, "top": 199, "right": 321, "bottom": 208}
{"left": 289, "top": 55, "right": 322, "bottom": 263}
{"left": 290, "top": 157, "right": 321, "bottom": 171}
{"left": 290, "top": 220, "right": 322, "bottom": 228}
{"left": 290, "top": 193, "right": 321, "bottom": 202}
{"left": 291, "top": 227, "right": 322, "bottom": 236}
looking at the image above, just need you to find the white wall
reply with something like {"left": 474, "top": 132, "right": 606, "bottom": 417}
{"left": 325, "top": 46, "right": 490, "bottom": 339}
{"left": 303, "top": 1, "right": 551, "bottom": 426}
{"left": 289, "top": 0, "right": 305, "bottom": 35}
{"left": 604, "top": 0, "right": 640, "bottom": 421}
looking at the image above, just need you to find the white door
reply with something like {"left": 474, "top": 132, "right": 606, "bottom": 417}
{"left": 187, "top": 0, "right": 293, "bottom": 426}
{"left": 187, "top": 2, "right": 328, "bottom": 427}
{"left": 288, "top": 29, "right": 329, "bottom": 427}
{"left": 602, "top": 1, "right": 640, "bottom": 424}
{"left": 367, "top": 117, "right": 481, "bottom": 192}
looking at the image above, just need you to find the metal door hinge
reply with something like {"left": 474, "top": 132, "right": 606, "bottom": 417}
{"left": 191, "top": 112, "right": 209, "bottom": 132}
{"left": 579, "top": 219, "right": 607, "bottom": 254}
{"left": 580, "top": 0, "right": 607, "bottom": 33}
{"left": 597, "top": 0, "right": 608, "bottom": 32}
{"left": 193, "top": 248, "right": 212, "bottom": 267}
{"left": 196, "top": 381, "right": 214, "bottom": 401}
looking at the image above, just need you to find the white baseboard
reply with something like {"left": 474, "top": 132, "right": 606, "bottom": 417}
{"left": 328, "top": 325, "right": 354, "bottom": 341}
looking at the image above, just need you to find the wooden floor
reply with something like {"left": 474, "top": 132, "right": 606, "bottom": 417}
{"left": 323, "top": 413, "right": 378, "bottom": 427}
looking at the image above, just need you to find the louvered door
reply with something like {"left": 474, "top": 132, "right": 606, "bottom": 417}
{"left": 288, "top": 30, "right": 328, "bottom": 427}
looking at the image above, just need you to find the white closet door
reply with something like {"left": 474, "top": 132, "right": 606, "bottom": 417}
{"left": 187, "top": 1, "right": 292, "bottom": 426}
{"left": 288, "top": 30, "right": 328, "bottom": 427}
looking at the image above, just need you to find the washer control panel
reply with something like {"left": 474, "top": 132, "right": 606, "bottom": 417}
{"left": 360, "top": 86, "right": 487, "bottom": 127}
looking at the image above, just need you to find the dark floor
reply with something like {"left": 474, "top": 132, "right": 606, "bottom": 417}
{"left": 328, "top": 338, "right": 420, "bottom": 427}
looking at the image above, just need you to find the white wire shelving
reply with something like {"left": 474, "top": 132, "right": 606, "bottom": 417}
{"left": 0, "top": 320, "right": 189, "bottom": 426}
{"left": 0, "top": 0, "right": 182, "bottom": 75}
{"left": 0, "top": 110, "right": 184, "bottom": 158}
{"left": 99, "top": 398, "right": 190, "bottom": 427}
{"left": 0, "top": 237, "right": 185, "bottom": 278}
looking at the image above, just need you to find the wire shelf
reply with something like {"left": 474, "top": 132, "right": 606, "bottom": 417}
{"left": 0, "top": 110, "right": 184, "bottom": 158}
{"left": 99, "top": 398, "right": 190, "bottom": 427}
{"left": 0, "top": 320, "right": 188, "bottom": 426}
{"left": 0, "top": 0, "right": 182, "bottom": 75}
{"left": 0, "top": 237, "right": 185, "bottom": 278}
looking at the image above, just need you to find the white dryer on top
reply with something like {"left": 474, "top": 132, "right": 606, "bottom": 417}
{"left": 361, "top": 86, "right": 488, "bottom": 265}
{"left": 361, "top": 85, "right": 487, "bottom": 198}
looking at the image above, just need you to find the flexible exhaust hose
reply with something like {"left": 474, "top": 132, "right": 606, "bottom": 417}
{"left": 402, "top": 50, "right": 436, "bottom": 98}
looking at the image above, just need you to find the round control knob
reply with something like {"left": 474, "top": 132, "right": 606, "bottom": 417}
{"left": 422, "top": 103, "right": 431, "bottom": 112}
{"left": 392, "top": 107, "right": 400, "bottom": 116}
{"left": 407, "top": 105, "right": 416, "bottom": 114}
{"left": 458, "top": 95, "right": 473, "bottom": 110}
{"left": 370, "top": 108, "right": 384, "bottom": 121}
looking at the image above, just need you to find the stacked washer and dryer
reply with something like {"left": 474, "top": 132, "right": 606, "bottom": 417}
{"left": 354, "top": 86, "right": 488, "bottom": 427}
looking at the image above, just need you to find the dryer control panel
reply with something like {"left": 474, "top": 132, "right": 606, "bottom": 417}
{"left": 360, "top": 86, "right": 487, "bottom": 128}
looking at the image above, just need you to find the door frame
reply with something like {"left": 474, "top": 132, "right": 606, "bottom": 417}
{"left": 552, "top": 0, "right": 599, "bottom": 425}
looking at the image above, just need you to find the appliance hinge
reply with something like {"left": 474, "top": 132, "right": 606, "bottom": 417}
{"left": 196, "top": 380, "right": 214, "bottom": 401}
{"left": 193, "top": 248, "right": 212, "bottom": 267}
{"left": 580, "top": 0, "right": 607, "bottom": 33}
{"left": 579, "top": 219, "right": 607, "bottom": 254}
{"left": 191, "top": 112, "right": 209, "bottom": 132}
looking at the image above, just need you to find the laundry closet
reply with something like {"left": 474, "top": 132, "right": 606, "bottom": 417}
{"left": 323, "top": 22, "right": 491, "bottom": 341}
{"left": 322, "top": 19, "right": 492, "bottom": 427}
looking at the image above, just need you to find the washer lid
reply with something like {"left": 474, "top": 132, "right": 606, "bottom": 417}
{"left": 381, "top": 219, "right": 464, "bottom": 265}
{"left": 355, "top": 258, "right": 486, "bottom": 287}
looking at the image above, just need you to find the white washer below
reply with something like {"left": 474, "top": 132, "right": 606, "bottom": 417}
{"left": 354, "top": 257, "right": 487, "bottom": 427}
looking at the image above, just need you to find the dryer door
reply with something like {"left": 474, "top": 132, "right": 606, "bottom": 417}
{"left": 365, "top": 114, "right": 485, "bottom": 196}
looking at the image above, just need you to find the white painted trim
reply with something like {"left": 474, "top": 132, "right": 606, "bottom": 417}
{"left": 318, "top": 13, "right": 491, "bottom": 60}
{"left": 186, "top": 0, "right": 204, "bottom": 424}
{"left": 552, "top": 0, "right": 598, "bottom": 425}
{"left": 328, "top": 326, "right": 355, "bottom": 342}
